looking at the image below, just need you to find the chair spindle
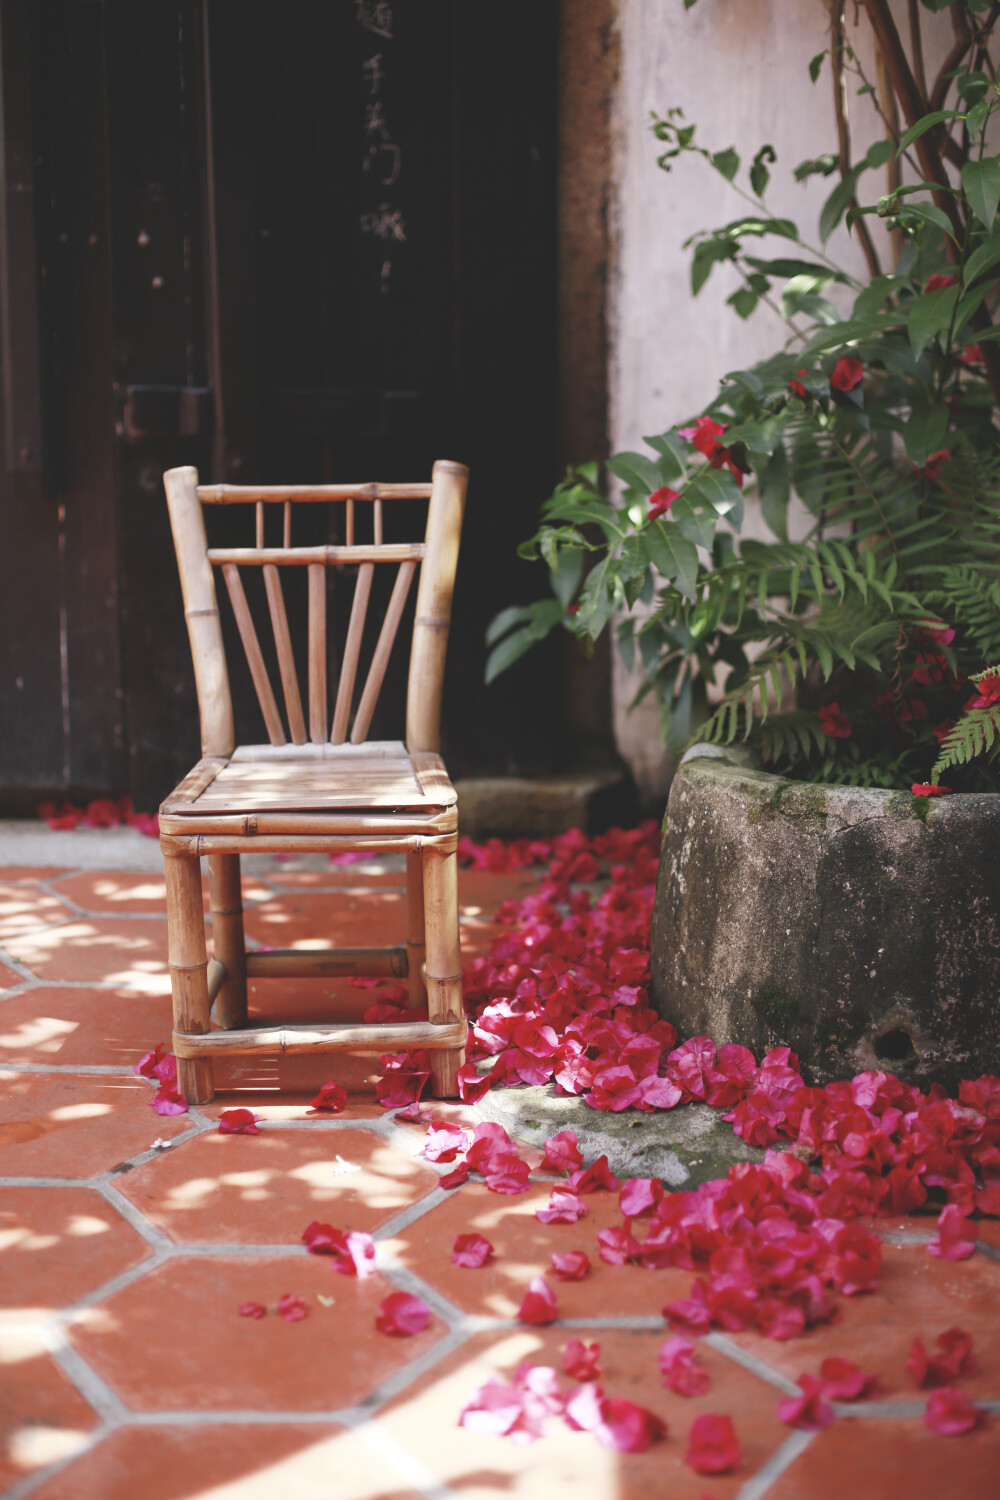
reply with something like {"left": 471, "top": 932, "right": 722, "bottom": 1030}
{"left": 351, "top": 559, "right": 417, "bottom": 744}
{"left": 263, "top": 564, "right": 307, "bottom": 745}
{"left": 255, "top": 501, "right": 264, "bottom": 548}
{"left": 222, "top": 563, "right": 286, "bottom": 746}
{"left": 331, "top": 561, "right": 373, "bottom": 744}
{"left": 373, "top": 498, "right": 383, "bottom": 545}
{"left": 308, "top": 563, "right": 327, "bottom": 743}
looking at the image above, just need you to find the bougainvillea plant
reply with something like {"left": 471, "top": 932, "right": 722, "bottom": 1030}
{"left": 487, "top": 1, "right": 1000, "bottom": 791}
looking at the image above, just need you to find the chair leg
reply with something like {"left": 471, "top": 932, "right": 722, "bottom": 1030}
{"left": 209, "top": 854, "right": 248, "bottom": 1030}
{"left": 406, "top": 849, "right": 427, "bottom": 1010}
{"left": 164, "top": 850, "right": 214, "bottom": 1105}
{"left": 422, "top": 844, "right": 464, "bottom": 1097}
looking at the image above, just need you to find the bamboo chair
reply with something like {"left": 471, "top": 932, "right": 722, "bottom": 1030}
{"left": 159, "top": 461, "right": 469, "bottom": 1105}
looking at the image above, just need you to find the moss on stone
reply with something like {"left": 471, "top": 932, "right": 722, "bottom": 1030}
{"left": 753, "top": 983, "right": 800, "bottom": 1032}
{"left": 774, "top": 781, "right": 829, "bottom": 824}
{"left": 815, "top": 1008, "right": 866, "bottom": 1053}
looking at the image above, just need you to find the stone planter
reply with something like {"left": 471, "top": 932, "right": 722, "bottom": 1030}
{"left": 650, "top": 745, "right": 1000, "bottom": 1088}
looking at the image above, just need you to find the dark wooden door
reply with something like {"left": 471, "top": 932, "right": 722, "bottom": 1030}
{"left": 0, "top": 0, "right": 559, "bottom": 812}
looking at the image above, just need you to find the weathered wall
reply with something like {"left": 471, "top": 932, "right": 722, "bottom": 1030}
{"left": 607, "top": 0, "right": 947, "bottom": 804}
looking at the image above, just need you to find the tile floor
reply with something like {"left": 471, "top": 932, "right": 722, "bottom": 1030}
{"left": 0, "top": 854, "right": 997, "bottom": 1499}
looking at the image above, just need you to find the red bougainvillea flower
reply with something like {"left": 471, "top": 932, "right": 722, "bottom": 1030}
{"left": 568, "top": 1157, "right": 618, "bottom": 1194}
{"left": 375, "top": 1049, "right": 431, "bottom": 1109}
{"left": 818, "top": 1357, "right": 878, "bottom": 1400}
{"left": 922, "top": 449, "right": 951, "bottom": 483}
{"left": 924, "top": 274, "right": 956, "bottom": 291}
{"left": 276, "top": 1294, "right": 308, "bottom": 1322}
{"left": 309, "top": 1081, "right": 347, "bottom": 1112}
{"left": 150, "top": 1086, "right": 188, "bottom": 1116}
{"left": 301, "top": 1222, "right": 376, "bottom": 1278}
{"left": 440, "top": 1161, "right": 471, "bottom": 1190}
{"left": 919, "top": 618, "right": 956, "bottom": 646}
{"left": 452, "top": 1233, "right": 494, "bottom": 1269}
{"left": 552, "top": 1249, "right": 591, "bottom": 1281}
{"left": 928, "top": 1204, "right": 978, "bottom": 1261}
{"left": 924, "top": 1386, "right": 983, "bottom": 1435}
{"left": 134, "top": 1045, "right": 169, "bottom": 1080}
{"left": 238, "top": 1301, "right": 267, "bottom": 1319}
{"left": 911, "top": 783, "right": 952, "bottom": 797}
{"left": 679, "top": 415, "right": 727, "bottom": 458}
{"left": 968, "top": 670, "right": 1000, "bottom": 709}
{"left": 789, "top": 368, "right": 809, "bottom": 398}
{"left": 459, "top": 1365, "right": 565, "bottom": 1445}
{"left": 562, "top": 1338, "right": 602, "bottom": 1381}
{"left": 957, "top": 343, "right": 985, "bottom": 368}
{"left": 484, "top": 1154, "right": 532, "bottom": 1195}
{"left": 536, "top": 1188, "right": 588, "bottom": 1224}
{"left": 518, "top": 1276, "right": 558, "bottom": 1325}
{"left": 542, "top": 1130, "right": 584, "bottom": 1175}
{"left": 424, "top": 1121, "right": 469, "bottom": 1163}
{"left": 218, "top": 1108, "right": 259, "bottom": 1135}
{"left": 565, "top": 1384, "right": 666, "bottom": 1453}
{"left": 648, "top": 486, "right": 679, "bottom": 522}
{"left": 819, "top": 702, "right": 851, "bottom": 739}
{"left": 376, "top": 1292, "right": 431, "bottom": 1336}
{"left": 684, "top": 1413, "right": 741, "bottom": 1474}
{"left": 456, "top": 1062, "right": 492, "bottom": 1105}
{"left": 830, "top": 356, "right": 864, "bottom": 392}
{"left": 777, "top": 1375, "right": 835, "bottom": 1430}
{"left": 659, "top": 1337, "right": 710, "bottom": 1397}
{"left": 908, "top": 1328, "right": 976, "bottom": 1388}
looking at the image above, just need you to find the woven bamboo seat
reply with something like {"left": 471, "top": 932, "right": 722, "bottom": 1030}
{"left": 159, "top": 461, "right": 469, "bottom": 1105}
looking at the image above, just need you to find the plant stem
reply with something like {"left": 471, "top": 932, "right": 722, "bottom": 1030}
{"left": 829, "top": 0, "right": 882, "bottom": 277}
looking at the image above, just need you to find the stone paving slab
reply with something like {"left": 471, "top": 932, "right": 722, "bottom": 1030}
{"left": 0, "top": 852, "right": 997, "bottom": 1499}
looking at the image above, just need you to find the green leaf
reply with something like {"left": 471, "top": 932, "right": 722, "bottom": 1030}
{"left": 759, "top": 445, "right": 790, "bottom": 541}
{"left": 808, "top": 50, "right": 827, "bottom": 84}
{"left": 906, "top": 284, "right": 959, "bottom": 357}
{"left": 896, "top": 109, "right": 964, "bottom": 159}
{"left": 750, "top": 144, "right": 776, "bottom": 197}
{"left": 485, "top": 604, "right": 535, "bottom": 647}
{"left": 853, "top": 274, "right": 907, "bottom": 318}
{"left": 962, "top": 156, "right": 1000, "bottom": 229}
{"left": 866, "top": 138, "right": 895, "bottom": 169}
{"left": 966, "top": 98, "right": 991, "bottom": 139}
{"left": 670, "top": 493, "right": 717, "bottom": 550}
{"left": 690, "top": 236, "right": 737, "bottom": 294}
{"left": 607, "top": 451, "right": 662, "bottom": 495}
{"left": 744, "top": 255, "right": 847, "bottom": 283}
{"left": 819, "top": 167, "right": 862, "bottom": 243}
{"left": 963, "top": 237, "right": 1000, "bottom": 285}
{"left": 903, "top": 403, "right": 949, "bottom": 466}
{"left": 895, "top": 202, "right": 957, "bottom": 239}
{"left": 794, "top": 154, "right": 838, "bottom": 183}
{"left": 548, "top": 549, "right": 584, "bottom": 607}
{"left": 688, "top": 466, "right": 744, "bottom": 530}
{"left": 728, "top": 286, "right": 758, "bottom": 319}
{"left": 643, "top": 430, "right": 688, "bottom": 483}
{"left": 711, "top": 147, "right": 740, "bottom": 182}
{"left": 643, "top": 523, "right": 700, "bottom": 600}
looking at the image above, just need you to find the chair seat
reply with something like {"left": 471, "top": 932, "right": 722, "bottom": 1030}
{"left": 161, "top": 741, "right": 456, "bottom": 817}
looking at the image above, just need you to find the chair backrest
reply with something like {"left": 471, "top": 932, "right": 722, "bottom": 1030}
{"left": 162, "top": 460, "right": 468, "bottom": 759}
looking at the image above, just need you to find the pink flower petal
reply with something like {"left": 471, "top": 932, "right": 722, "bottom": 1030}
{"left": 518, "top": 1276, "right": 558, "bottom": 1326}
{"left": 551, "top": 1250, "right": 591, "bottom": 1281}
{"left": 562, "top": 1339, "right": 601, "bottom": 1381}
{"left": 309, "top": 1081, "right": 347, "bottom": 1112}
{"left": 376, "top": 1291, "right": 431, "bottom": 1336}
{"left": 452, "top": 1233, "right": 494, "bottom": 1268}
{"left": 218, "top": 1108, "right": 259, "bottom": 1135}
{"left": 928, "top": 1204, "right": 978, "bottom": 1261}
{"left": 276, "top": 1294, "right": 308, "bottom": 1322}
{"left": 924, "top": 1386, "right": 983, "bottom": 1435}
{"left": 536, "top": 1189, "right": 587, "bottom": 1224}
{"left": 238, "top": 1301, "right": 267, "bottom": 1319}
{"left": 684, "top": 1413, "right": 741, "bottom": 1474}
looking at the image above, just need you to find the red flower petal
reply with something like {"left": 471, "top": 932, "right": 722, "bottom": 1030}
{"left": 562, "top": 1338, "right": 601, "bottom": 1381}
{"left": 567, "top": 1390, "right": 666, "bottom": 1453}
{"left": 440, "top": 1161, "right": 471, "bottom": 1190}
{"left": 568, "top": 1156, "right": 618, "bottom": 1194}
{"left": 659, "top": 1337, "right": 711, "bottom": 1398}
{"left": 518, "top": 1276, "right": 558, "bottom": 1325}
{"left": 424, "top": 1121, "right": 469, "bottom": 1163}
{"left": 831, "top": 356, "right": 863, "bottom": 392}
{"left": 150, "top": 1086, "right": 188, "bottom": 1116}
{"left": 375, "top": 1292, "right": 431, "bottom": 1336}
{"left": 452, "top": 1233, "right": 494, "bottom": 1268}
{"left": 309, "top": 1081, "right": 347, "bottom": 1112}
{"left": 276, "top": 1294, "right": 308, "bottom": 1322}
{"left": 551, "top": 1250, "right": 591, "bottom": 1281}
{"left": 238, "top": 1301, "right": 267, "bottom": 1319}
{"left": 536, "top": 1188, "right": 587, "bottom": 1224}
{"left": 541, "top": 1130, "right": 584, "bottom": 1175}
{"left": 818, "top": 1356, "right": 877, "bottom": 1400}
{"left": 928, "top": 1204, "right": 977, "bottom": 1261}
{"left": 777, "top": 1375, "right": 834, "bottom": 1430}
{"left": 924, "top": 1386, "right": 983, "bottom": 1435}
{"left": 684, "top": 1413, "right": 741, "bottom": 1474}
{"left": 457, "top": 1062, "right": 492, "bottom": 1104}
{"left": 218, "top": 1108, "right": 259, "bottom": 1135}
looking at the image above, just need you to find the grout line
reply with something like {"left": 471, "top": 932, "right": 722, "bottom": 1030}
{"left": 58, "top": 1252, "right": 173, "bottom": 1316}
{"left": 352, "top": 1417, "right": 458, "bottom": 1500}
{"left": 704, "top": 1333, "right": 803, "bottom": 1397}
{"left": 356, "top": 1328, "right": 473, "bottom": 1414}
{"left": 0, "top": 1063, "right": 134, "bottom": 1075}
{"left": 373, "top": 1187, "right": 451, "bottom": 1242}
{"left": 375, "top": 1263, "right": 465, "bottom": 1328}
{"left": 96, "top": 1180, "right": 176, "bottom": 1251}
{"left": 42, "top": 1331, "right": 130, "bottom": 1425}
{"left": 0, "top": 1425, "right": 113, "bottom": 1500}
{"left": 734, "top": 1429, "right": 816, "bottom": 1500}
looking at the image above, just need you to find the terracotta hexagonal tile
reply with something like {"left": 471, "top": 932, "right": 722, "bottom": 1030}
{"left": 457, "top": 869, "right": 542, "bottom": 915}
{"left": 51, "top": 870, "right": 273, "bottom": 916}
{"left": 0, "top": 867, "right": 72, "bottom": 882}
{"left": 69, "top": 1256, "right": 447, "bottom": 1411}
{"left": 0, "top": 959, "right": 25, "bottom": 989}
{"left": 243, "top": 889, "right": 408, "bottom": 949}
{"left": 0, "top": 1072, "right": 191, "bottom": 1177}
{"left": 0, "top": 1185, "right": 152, "bottom": 1309}
{"left": 0, "top": 985, "right": 172, "bottom": 1067}
{"left": 4, "top": 917, "right": 171, "bottom": 989}
{"left": 727, "top": 1241, "right": 1000, "bottom": 1401}
{"left": 382, "top": 1181, "right": 690, "bottom": 1319}
{"left": 767, "top": 1414, "right": 1000, "bottom": 1500}
{"left": 0, "top": 882, "right": 75, "bottom": 940}
{"left": 0, "top": 1330, "right": 98, "bottom": 1494}
{"left": 22, "top": 1422, "right": 425, "bottom": 1500}
{"left": 377, "top": 1326, "right": 790, "bottom": 1500}
{"left": 116, "top": 1126, "right": 440, "bottom": 1244}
